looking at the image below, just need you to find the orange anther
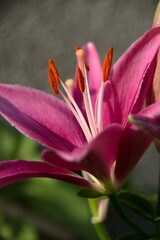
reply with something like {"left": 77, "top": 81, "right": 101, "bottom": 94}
{"left": 77, "top": 67, "right": 85, "bottom": 93}
{"left": 48, "top": 67, "right": 59, "bottom": 95}
{"left": 103, "top": 47, "right": 113, "bottom": 82}
{"left": 48, "top": 59, "right": 60, "bottom": 84}
{"left": 75, "top": 46, "right": 81, "bottom": 51}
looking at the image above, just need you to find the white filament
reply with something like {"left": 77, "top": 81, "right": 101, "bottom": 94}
{"left": 97, "top": 81, "right": 105, "bottom": 132}
{"left": 59, "top": 80, "right": 93, "bottom": 141}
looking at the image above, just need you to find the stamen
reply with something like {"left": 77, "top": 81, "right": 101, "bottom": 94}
{"left": 84, "top": 59, "right": 90, "bottom": 71}
{"left": 77, "top": 67, "right": 85, "bottom": 93}
{"left": 76, "top": 47, "right": 97, "bottom": 137}
{"left": 48, "top": 58, "right": 93, "bottom": 141}
{"left": 59, "top": 89, "right": 92, "bottom": 142}
{"left": 83, "top": 70, "right": 97, "bottom": 136}
{"left": 97, "top": 47, "right": 113, "bottom": 132}
{"left": 103, "top": 47, "right": 113, "bottom": 82}
{"left": 48, "top": 68, "right": 59, "bottom": 95}
{"left": 48, "top": 59, "right": 60, "bottom": 84}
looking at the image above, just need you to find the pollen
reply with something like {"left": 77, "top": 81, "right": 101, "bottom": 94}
{"left": 75, "top": 46, "right": 81, "bottom": 51}
{"left": 48, "top": 67, "right": 59, "bottom": 95}
{"left": 103, "top": 47, "right": 113, "bottom": 82}
{"left": 48, "top": 59, "right": 60, "bottom": 84}
{"left": 77, "top": 67, "right": 85, "bottom": 93}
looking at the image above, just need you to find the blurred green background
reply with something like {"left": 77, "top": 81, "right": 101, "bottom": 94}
{"left": 0, "top": 118, "right": 97, "bottom": 240}
{"left": 0, "top": 119, "right": 158, "bottom": 240}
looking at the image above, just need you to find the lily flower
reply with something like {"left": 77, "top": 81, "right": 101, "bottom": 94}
{"left": 0, "top": 26, "right": 160, "bottom": 197}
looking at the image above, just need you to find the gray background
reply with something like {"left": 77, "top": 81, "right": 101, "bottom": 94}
{"left": 0, "top": 0, "right": 159, "bottom": 238}
{"left": 0, "top": 0, "right": 159, "bottom": 91}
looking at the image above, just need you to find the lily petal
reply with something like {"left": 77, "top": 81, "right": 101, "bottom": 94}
{"left": 129, "top": 114, "right": 160, "bottom": 139}
{"left": 129, "top": 102, "right": 160, "bottom": 138}
{"left": 42, "top": 124, "right": 124, "bottom": 181}
{"left": 0, "top": 84, "right": 86, "bottom": 151}
{"left": 103, "top": 27, "right": 160, "bottom": 126}
{"left": 41, "top": 149, "right": 83, "bottom": 170}
{"left": 115, "top": 102, "right": 160, "bottom": 181}
{"left": 115, "top": 124, "right": 152, "bottom": 182}
{"left": 0, "top": 160, "right": 91, "bottom": 188}
{"left": 80, "top": 124, "right": 124, "bottom": 181}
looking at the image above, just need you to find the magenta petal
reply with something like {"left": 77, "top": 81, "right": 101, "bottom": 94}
{"left": 0, "top": 84, "right": 86, "bottom": 151}
{"left": 0, "top": 160, "right": 91, "bottom": 188}
{"left": 50, "top": 124, "right": 124, "bottom": 181}
{"left": 134, "top": 102, "right": 160, "bottom": 120}
{"left": 41, "top": 124, "right": 123, "bottom": 181}
{"left": 80, "top": 124, "right": 124, "bottom": 181}
{"left": 115, "top": 125, "right": 152, "bottom": 182}
{"left": 103, "top": 27, "right": 160, "bottom": 125}
{"left": 129, "top": 114, "right": 160, "bottom": 139}
{"left": 129, "top": 102, "right": 160, "bottom": 138}
{"left": 41, "top": 149, "right": 84, "bottom": 170}
{"left": 73, "top": 42, "right": 102, "bottom": 113}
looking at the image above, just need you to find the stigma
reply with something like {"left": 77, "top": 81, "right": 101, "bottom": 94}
{"left": 48, "top": 45, "right": 113, "bottom": 142}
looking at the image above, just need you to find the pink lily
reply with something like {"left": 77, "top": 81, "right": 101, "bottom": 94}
{"left": 0, "top": 26, "right": 160, "bottom": 196}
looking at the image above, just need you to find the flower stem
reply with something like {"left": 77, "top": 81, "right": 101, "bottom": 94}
{"left": 93, "top": 222, "right": 111, "bottom": 240}
{"left": 88, "top": 199, "right": 111, "bottom": 240}
{"left": 108, "top": 194, "right": 149, "bottom": 238}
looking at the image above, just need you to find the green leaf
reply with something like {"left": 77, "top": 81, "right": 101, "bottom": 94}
{"left": 117, "top": 190, "right": 155, "bottom": 221}
{"left": 76, "top": 188, "right": 104, "bottom": 198}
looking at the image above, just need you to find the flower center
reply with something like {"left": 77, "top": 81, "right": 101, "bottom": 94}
{"left": 48, "top": 46, "right": 113, "bottom": 142}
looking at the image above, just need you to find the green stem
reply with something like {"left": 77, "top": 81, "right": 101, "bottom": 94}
{"left": 108, "top": 194, "right": 149, "bottom": 238}
{"left": 93, "top": 222, "right": 110, "bottom": 240}
{"left": 88, "top": 199, "right": 111, "bottom": 240}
